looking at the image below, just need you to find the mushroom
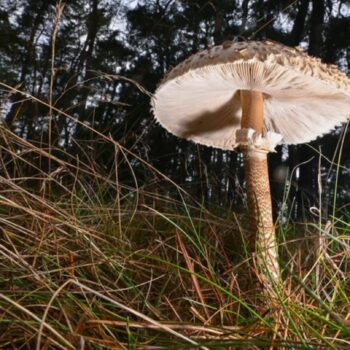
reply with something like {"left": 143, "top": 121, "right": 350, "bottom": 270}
{"left": 151, "top": 40, "right": 350, "bottom": 299}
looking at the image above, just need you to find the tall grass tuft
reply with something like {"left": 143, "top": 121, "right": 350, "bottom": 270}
{"left": 0, "top": 79, "right": 349, "bottom": 349}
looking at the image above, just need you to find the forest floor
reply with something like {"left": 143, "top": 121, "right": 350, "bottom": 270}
{"left": 0, "top": 125, "right": 350, "bottom": 350}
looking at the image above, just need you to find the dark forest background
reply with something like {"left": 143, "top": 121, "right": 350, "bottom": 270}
{"left": 0, "top": 0, "right": 350, "bottom": 219}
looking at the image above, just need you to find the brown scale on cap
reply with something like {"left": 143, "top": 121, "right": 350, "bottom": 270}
{"left": 160, "top": 40, "right": 350, "bottom": 90}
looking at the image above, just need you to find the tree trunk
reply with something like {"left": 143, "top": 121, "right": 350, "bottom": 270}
{"left": 288, "top": 0, "right": 309, "bottom": 46}
{"left": 5, "top": 1, "right": 48, "bottom": 128}
{"left": 71, "top": 0, "right": 99, "bottom": 149}
{"left": 290, "top": 0, "right": 325, "bottom": 219}
{"left": 309, "top": 0, "right": 325, "bottom": 56}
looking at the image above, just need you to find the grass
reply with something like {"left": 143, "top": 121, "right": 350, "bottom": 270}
{"left": 0, "top": 113, "right": 350, "bottom": 350}
{"left": 1, "top": 1, "right": 350, "bottom": 346}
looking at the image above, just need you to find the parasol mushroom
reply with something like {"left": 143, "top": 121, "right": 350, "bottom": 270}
{"left": 151, "top": 40, "right": 350, "bottom": 299}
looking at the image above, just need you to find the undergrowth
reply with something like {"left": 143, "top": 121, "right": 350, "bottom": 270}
{"left": 0, "top": 116, "right": 349, "bottom": 350}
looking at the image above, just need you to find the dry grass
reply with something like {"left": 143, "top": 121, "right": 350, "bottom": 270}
{"left": 0, "top": 2, "right": 348, "bottom": 345}
{"left": 0, "top": 12, "right": 349, "bottom": 342}
{"left": 0, "top": 101, "right": 350, "bottom": 349}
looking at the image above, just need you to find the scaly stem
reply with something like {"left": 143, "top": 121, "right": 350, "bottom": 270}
{"left": 240, "top": 90, "right": 280, "bottom": 298}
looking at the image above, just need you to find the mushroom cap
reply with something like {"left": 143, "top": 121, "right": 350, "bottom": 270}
{"left": 151, "top": 40, "right": 350, "bottom": 149}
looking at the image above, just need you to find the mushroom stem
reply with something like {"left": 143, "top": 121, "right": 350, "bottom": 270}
{"left": 241, "top": 90, "right": 264, "bottom": 132}
{"left": 240, "top": 90, "right": 280, "bottom": 297}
